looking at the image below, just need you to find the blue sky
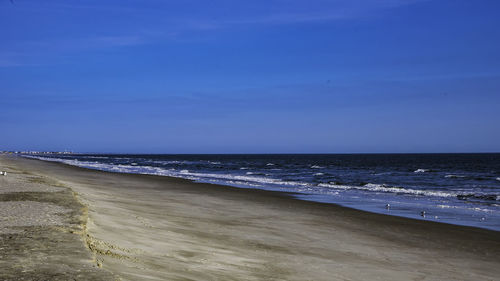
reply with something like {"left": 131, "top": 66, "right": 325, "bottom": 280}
{"left": 1, "top": 0, "right": 499, "bottom": 153}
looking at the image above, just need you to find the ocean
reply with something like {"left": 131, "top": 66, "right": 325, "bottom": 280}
{"left": 24, "top": 153, "right": 500, "bottom": 231}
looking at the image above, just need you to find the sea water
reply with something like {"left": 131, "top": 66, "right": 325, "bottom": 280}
{"left": 24, "top": 154, "right": 500, "bottom": 231}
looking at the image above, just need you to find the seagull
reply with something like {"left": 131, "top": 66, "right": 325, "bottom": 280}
{"left": 420, "top": 211, "right": 426, "bottom": 217}
{"left": 385, "top": 204, "right": 390, "bottom": 210}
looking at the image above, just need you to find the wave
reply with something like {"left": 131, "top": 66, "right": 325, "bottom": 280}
{"left": 149, "top": 159, "right": 213, "bottom": 166}
{"left": 445, "top": 174, "right": 466, "bottom": 178}
{"left": 445, "top": 174, "right": 495, "bottom": 181}
{"left": 310, "top": 165, "right": 324, "bottom": 169}
{"left": 24, "top": 155, "right": 310, "bottom": 188}
{"left": 149, "top": 160, "right": 183, "bottom": 165}
{"left": 23, "top": 155, "right": 500, "bottom": 203}
{"left": 437, "top": 204, "right": 493, "bottom": 213}
{"left": 176, "top": 170, "right": 310, "bottom": 188}
{"left": 414, "top": 169, "right": 430, "bottom": 173}
{"left": 373, "top": 172, "right": 393, "bottom": 176}
{"left": 22, "top": 155, "right": 176, "bottom": 177}
{"left": 318, "top": 182, "right": 458, "bottom": 198}
{"left": 317, "top": 182, "right": 500, "bottom": 201}
{"left": 245, "top": 172, "right": 265, "bottom": 175}
{"left": 457, "top": 194, "right": 499, "bottom": 202}
{"left": 81, "top": 156, "right": 110, "bottom": 159}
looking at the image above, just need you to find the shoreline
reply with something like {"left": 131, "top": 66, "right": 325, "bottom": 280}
{"left": 2, "top": 155, "right": 500, "bottom": 280}
{"left": 20, "top": 154, "right": 500, "bottom": 233}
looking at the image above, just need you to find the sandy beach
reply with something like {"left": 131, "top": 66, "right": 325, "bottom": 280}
{"left": 1, "top": 155, "right": 499, "bottom": 281}
{"left": 0, "top": 155, "right": 116, "bottom": 280}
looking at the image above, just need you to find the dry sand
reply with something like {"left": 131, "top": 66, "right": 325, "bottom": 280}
{"left": 1, "top": 155, "right": 499, "bottom": 280}
{"left": 0, "top": 156, "right": 116, "bottom": 280}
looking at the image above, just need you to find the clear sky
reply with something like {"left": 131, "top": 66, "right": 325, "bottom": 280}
{"left": 1, "top": 0, "right": 499, "bottom": 153}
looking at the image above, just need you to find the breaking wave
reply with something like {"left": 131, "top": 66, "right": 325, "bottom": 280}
{"left": 21, "top": 153, "right": 500, "bottom": 231}
{"left": 414, "top": 169, "right": 430, "bottom": 173}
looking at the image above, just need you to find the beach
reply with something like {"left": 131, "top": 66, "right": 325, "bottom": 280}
{"left": 1, "top": 155, "right": 499, "bottom": 281}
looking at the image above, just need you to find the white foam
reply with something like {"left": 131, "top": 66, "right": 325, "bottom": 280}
{"left": 314, "top": 173, "right": 324, "bottom": 176}
{"left": 23, "top": 155, "right": 308, "bottom": 189}
{"left": 150, "top": 160, "right": 182, "bottom": 165}
{"left": 22, "top": 154, "right": 500, "bottom": 231}
{"left": 437, "top": 204, "right": 493, "bottom": 213}
{"left": 266, "top": 163, "right": 275, "bottom": 166}
{"left": 414, "top": 169, "right": 429, "bottom": 173}
{"left": 176, "top": 170, "right": 309, "bottom": 188}
{"left": 311, "top": 165, "right": 324, "bottom": 169}
{"left": 22, "top": 155, "right": 177, "bottom": 178}
{"left": 22, "top": 155, "right": 496, "bottom": 203}
{"left": 318, "top": 182, "right": 457, "bottom": 198}
{"left": 445, "top": 174, "right": 466, "bottom": 178}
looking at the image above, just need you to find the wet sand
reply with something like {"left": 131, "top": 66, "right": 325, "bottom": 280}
{"left": 1, "top": 155, "right": 499, "bottom": 280}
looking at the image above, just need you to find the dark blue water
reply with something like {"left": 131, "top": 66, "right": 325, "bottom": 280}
{"left": 25, "top": 153, "right": 500, "bottom": 231}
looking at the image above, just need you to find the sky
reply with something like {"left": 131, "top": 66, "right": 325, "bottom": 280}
{"left": 1, "top": 0, "right": 499, "bottom": 153}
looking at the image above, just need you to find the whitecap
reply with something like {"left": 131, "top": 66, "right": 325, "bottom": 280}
{"left": 311, "top": 165, "right": 324, "bottom": 169}
{"left": 445, "top": 174, "right": 466, "bottom": 178}
{"left": 317, "top": 182, "right": 456, "bottom": 198}
{"left": 414, "top": 169, "right": 429, "bottom": 173}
